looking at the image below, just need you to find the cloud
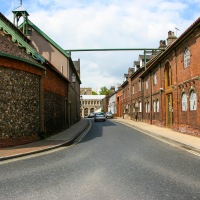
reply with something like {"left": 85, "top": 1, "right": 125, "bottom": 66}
{"left": 1, "top": 0, "right": 199, "bottom": 92}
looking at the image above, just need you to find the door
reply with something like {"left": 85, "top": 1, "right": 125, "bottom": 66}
{"left": 166, "top": 94, "right": 173, "bottom": 128}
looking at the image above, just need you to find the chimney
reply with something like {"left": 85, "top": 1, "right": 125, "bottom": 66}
{"left": 159, "top": 40, "right": 167, "bottom": 49}
{"left": 110, "top": 86, "right": 115, "bottom": 95}
{"left": 128, "top": 68, "right": 134, "bottom": 76}
{"left": 167, "top": 31, "right": 177, "bottom": 46}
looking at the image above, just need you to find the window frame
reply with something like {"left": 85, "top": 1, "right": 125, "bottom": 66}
{"left": 190, "top": 90, "right": 197, "bottom": 111}
{"left": 184, "top": 48, "right": 190, "bottom": 68}
{"left": 181, "top": 92, "right": 188, "bottom": 111}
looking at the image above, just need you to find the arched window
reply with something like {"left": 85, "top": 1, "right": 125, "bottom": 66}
{"left": 190, "top": 91, "right": 197, "bottom": 110}
{"left": 184, "top": 48, "right": 190, "bottom": 68}
{"left": 182, "top": 93, "right": 187, "bottom": 111}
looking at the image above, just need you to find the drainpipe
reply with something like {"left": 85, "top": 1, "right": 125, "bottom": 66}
{"left": 175, "top": 48, "right": 178, "bottom": 127}
{"left": 141, "top": 78, "right": 144, "bottom": 121}
{"left": 144, "top": 50, "right": 146, "bottom": 70}
{"left": 150, "top": 71, "right": 153, "bottom": 124}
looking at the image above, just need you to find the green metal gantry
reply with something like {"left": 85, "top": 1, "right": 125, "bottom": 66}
{"left": 65, "top": 48, "right": 165, "bottom": 69}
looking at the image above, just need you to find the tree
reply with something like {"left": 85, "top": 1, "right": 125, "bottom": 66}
{"left": 92, "top": 91, "right": 98, "bottom": 95}
{"left": 99, "top": 86, "right": 110, "bottom": 95}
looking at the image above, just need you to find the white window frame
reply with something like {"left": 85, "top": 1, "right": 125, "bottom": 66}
{"left": 145, "top": 102, "right": 148, "bottom": 113}
{"left": 184, "top": 48, "right": 190, "bottom": 68}
{"left": 154, "top": 73, "right": 157, "bottom": 85}
{"left": 146, "top": 79, "right": 148, "bottom": 89}
{"left": 156, "top": 100, "right": 159, "bottom": 112}
{"left": 61, "top": 65, "right": 64, "bottom": 73}
{"left": 132, "top": 85, "right": 135, "bottom": 94}
{"left": 182, "top": 93, "right": 187, "bottom": 111}
{"left": 153, "top": 101, "right": 156, "bottom": 112}
{"left": 147, "top": 102, "right": 150, "bottom": 113}
{"left": 139, "top": 101, "right": 142, "bottom": 112}
{"left": 139, "top": 80, "right": 141, "bottom": 91}
{"left": 190, "top": 91, "right": 197, "bottom": 111}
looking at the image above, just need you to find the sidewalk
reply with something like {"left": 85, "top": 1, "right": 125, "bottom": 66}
{"left": 1, "top": 117, "right": 200, "bottom": 161}
{"left": 113, "top": 117, "right": 200, "bottom": 155}
{"left": 0, "top": 118, "right": 90, "bottom": 161}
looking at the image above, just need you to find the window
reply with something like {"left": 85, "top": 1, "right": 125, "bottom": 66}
{"left": 61, "top": 65, "right": 64, "bottom": 73}
{"left": 182, "top": 93, "right": 187, "bottom": 111}
{"left": 154, "top": 73, "right": 157, "bottom": 85}
{"left": 139, "top": 80, "right": 141, "bottom": 91}
{"left": 146, "top": 79, "right": 148, "bottom": 89}
{"left": 139, "top": 101, "right": 142, "bottom": 112}
{"left": 184, "top": 48, "right": 190, "bottom": 68}
{"left": 132, "top": 85, "right": 135, "bottom": 94}
{"left": 190, "top": 91, "right": 197, "bottom": 110}
{"left": 147, "top": 102, "right": 150, "bottom": 113}
{"left": 156, "top": 100, "right": 159, "bottom": 112}
{"left": 145, "top": 102, "right": 148, "bottom": 113}
{"left": 145, "top": 102, "right": 150, "bottom": 113}
{"left": 153, "top": 101, "right": 156, "bottom": 112}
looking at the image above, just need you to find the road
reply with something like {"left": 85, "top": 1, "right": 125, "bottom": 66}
{"left": 0, "top": 119, "right": 200, "bottom": 200}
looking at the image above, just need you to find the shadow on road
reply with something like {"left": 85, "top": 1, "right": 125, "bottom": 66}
{"left": 80, "top": 118, "right": 117, "bottom": 143}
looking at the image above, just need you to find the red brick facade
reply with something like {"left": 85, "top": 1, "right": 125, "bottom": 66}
{"left": 121, "top": 17, "right": 200, "bottom": 137}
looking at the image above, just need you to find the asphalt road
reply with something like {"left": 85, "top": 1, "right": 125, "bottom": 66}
{"left": 0, "top": 119, "right": 200, "bottom": 200}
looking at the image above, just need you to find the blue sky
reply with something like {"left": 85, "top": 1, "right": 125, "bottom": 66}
{"left": 1, "top": 0, "right": 200, "bottom": 92}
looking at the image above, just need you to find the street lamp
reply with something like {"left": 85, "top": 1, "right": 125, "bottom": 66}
{"left": 72, "top": 73, "right": 76, "bottom": 85}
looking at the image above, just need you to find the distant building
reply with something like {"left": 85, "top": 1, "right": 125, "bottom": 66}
{"left": 80, "top": 95, "right": 106, "bottom": 117}
{"left": 81, "top": 87, "right": 92, "bottom": 95}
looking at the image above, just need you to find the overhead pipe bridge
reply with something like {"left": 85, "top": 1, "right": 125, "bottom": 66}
{"left": 65, "top": 48, "right": 165, "bottom": 69}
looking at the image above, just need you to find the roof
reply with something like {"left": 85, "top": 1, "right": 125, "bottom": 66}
{"left": 139, "top": 54, "right": 155, "bottom": 60}
{"left": 140, "top": 16, "right": 200, "bottom": 78}
{"left": 12, "top": 5, "right": 29, "bottom": 15}
{"left": 134, "top": 61, "right": 140, "bottom": 65}
{"left": 81, "top": 95, "right": 106, "bottom": 100}
{"left": 0, "top": 12, "right": 45, "bottom": 64}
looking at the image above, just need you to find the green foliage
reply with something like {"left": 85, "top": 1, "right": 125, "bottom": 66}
{"left": 92, "top": 91, "right": 98, "bottom": 95}
{"left": 99, "top": 86, "right": 110, "bottom": 95}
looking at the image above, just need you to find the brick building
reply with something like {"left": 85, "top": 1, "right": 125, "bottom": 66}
{"left": 0, "top": 9, "right": 81, "bottom": 147}
{"left": 119, "top": 17, "right": 200, "bottom": 137}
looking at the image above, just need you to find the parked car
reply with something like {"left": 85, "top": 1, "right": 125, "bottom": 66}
{"left": 94, "top": 112, "right": 106, "bottom": 122}
{"left": 88, "top": 112, "right": 95, "bottom": 118}
{"left": 106, "top": 111, "right": 113, "bottom": 119}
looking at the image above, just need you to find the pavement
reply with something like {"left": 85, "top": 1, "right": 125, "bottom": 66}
{"left": 0, "top": 117, "right": 200, "bottom": 161}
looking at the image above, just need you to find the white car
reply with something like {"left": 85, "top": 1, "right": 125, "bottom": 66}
{"left": 94, "top": 112, "right": 106, "bottom": 122}
{"left": 106, "top": 112, "right": 113, "bottom": 119}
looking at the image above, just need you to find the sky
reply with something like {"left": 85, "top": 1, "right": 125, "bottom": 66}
{"left": 1, "top": 0, "right": 200, "bottom": 93}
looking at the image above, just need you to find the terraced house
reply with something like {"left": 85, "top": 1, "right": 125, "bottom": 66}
{"left": 121, "top": 18, "right": 200, "bottom": 137}
{"left": 0, "top": 6, "right": 81, "bottom": 147}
